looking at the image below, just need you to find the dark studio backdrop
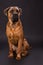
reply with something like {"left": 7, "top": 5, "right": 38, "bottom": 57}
{"left": 0, "top": 0, "right": 43, "bottom": 65}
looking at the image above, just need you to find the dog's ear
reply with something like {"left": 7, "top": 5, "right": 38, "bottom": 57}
{"left": 19, "top": 8, "right": 22, "bottom": 15}
{"left": 4, "top": 7, "right": 10, "bottom": 16}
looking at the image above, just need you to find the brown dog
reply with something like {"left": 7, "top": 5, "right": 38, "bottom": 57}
{"left": 4, "top": 6, "right": 30, "bottom": 60}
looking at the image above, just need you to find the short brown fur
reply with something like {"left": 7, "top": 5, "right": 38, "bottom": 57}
{"left": 4, "top": 6, "right": 30, "bottom": 60}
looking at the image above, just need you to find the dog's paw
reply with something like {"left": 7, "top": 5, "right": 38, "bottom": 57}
{"left": 8, "top": 53, "right": 13, "bottom": 58}
{"left": 22, "top": 51, "right": 28, "bottom": 57}
{"left": 16, "top": 54, "right": 21, "bottom": 60}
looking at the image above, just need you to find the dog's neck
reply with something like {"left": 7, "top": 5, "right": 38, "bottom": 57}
{"left": 8, "top": 19, "right": 22, "bottom": 30}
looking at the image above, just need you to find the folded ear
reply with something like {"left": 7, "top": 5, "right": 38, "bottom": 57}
{"left": 4, "top": 7, "right": 10, "bottom": 16}
{"left": 19, "top": 8, "right": 22, "bottom": 15}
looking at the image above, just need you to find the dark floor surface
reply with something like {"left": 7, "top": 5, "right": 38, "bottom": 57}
{"left": 0, "top": 46, "right": 43, "bottom": 65}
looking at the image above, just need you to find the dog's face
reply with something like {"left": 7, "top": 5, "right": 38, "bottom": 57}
{"left": 4, "top": 6, "right": 22, "bottom": 23}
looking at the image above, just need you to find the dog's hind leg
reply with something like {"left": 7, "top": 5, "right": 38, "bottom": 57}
{"left": 23, "top": 38, "right": 30, "bottom": 50}
{"left": 22, "top": 38, "right": 30, "bottom": 56}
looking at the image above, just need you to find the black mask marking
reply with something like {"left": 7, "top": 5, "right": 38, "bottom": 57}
{"left": 12, "top": 14, "right": 18, "bottom": 23}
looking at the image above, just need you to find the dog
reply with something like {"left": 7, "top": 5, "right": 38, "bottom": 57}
{"left": 4, "top": 6, "right": 30, "bottom": 60}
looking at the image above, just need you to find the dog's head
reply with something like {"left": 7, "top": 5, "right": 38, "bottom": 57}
{"left": 4, "top": 6, "right": 22, "bottom": 23}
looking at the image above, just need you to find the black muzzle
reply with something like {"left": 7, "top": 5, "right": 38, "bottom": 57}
{"left": 12, "top": 14, "right": 18, "bottom": 23}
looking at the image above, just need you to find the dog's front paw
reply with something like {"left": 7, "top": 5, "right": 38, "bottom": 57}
{"left": 8, "top": 53, "right": 13, "bottom": 58}
{"left": 16, "top": 54, "right": 21, "bottom": 60}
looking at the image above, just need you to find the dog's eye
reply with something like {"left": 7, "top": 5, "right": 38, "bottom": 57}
{"left": 10, "top": 10, "right": 13, "bottom": 13}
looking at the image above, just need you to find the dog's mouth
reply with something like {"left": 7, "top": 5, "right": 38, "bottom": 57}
{"left": 12, "top": 14, "right": 18, "bottom": 23}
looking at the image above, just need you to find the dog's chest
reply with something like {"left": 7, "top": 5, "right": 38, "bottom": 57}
{"left": 6, "top": 21, "right": 23, "bottom": 45}
{"left": 8, "top": 28, "right": 19, "bottom": 45}
{"left": 7, "top": 25, "right": 20, "bottom": 45}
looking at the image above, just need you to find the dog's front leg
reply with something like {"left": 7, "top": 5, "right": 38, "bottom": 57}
{"left": 16, "top": 38, "right": 23, "bottom": 60}
{"left": 8, "top": 39, "right": 14, "bottom": 58}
